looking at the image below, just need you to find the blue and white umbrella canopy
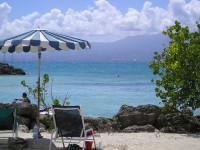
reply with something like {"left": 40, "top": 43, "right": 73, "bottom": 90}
{"left": 0, "top": 29, "right": 91, "bottom": 53}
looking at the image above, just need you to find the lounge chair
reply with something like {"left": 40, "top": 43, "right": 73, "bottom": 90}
{"left": 49, "top": 105, "right": 101, "bottom": 150}
{"left": 0, "top": 108, "right": 18, "bottom": 138}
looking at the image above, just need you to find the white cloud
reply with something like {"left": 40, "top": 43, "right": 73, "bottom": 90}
{"left": 21, "top": 12, "right": 40, "bottom": 22}
{"left": 0, "top": 2, "right": 11, "bottom": 35}
{"left": 34, "top": 9, "right": 65, "bottom": 31}
{"left": 168, "top": 0, "right": 200, "bottom": 26}
{"left": 0, "top": 2, "right": 11, "bottom": 25}
{"left": 0, "top": 3, "right": 40, "bottom": 38}
{"left": 0, "top": 0, "right": 200, "bottom": 42}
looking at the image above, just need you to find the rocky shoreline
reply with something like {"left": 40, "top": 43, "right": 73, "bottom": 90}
{"left": 0, "top": 62, "right": 26, "bottom": 75}
{"left": 85, "top": 104, "right": 200, "bottom": 134}
{"left": 1, "top": 103, "right": 200, "bottom": 134}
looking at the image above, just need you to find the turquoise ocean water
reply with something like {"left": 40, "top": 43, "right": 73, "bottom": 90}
{"left": 0, "top": 61, "right": 161, "bottom": 117}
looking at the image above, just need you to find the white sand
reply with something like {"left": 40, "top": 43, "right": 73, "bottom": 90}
{"left": 100, "top": 132, "right": 200, "bottom": 150}
{"left": 1, "top": 131, "right": 200, "bottom": 150}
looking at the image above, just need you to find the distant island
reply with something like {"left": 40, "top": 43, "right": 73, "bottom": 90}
{"left": 0, "top": 62, "right": 26, "bottom": 75}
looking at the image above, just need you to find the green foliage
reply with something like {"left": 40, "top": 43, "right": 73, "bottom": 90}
{"left": 53, "top": 99, "right": 61, "bottom": 106}
{"left": 21, "top": 73, "right": 70, "bottom": 109}
{"left": 40, "top": 116, "right": 54, "bottom": 131}
{"left": 161, "top": 105, "right": 179, "bottom": 115}
{"left": 52, "top": 95, "right": 70, "bottom": 106}
{"left": 21, "top": 73, "right": 49, "bottom": 109}
{"left": 149, "top": 20, "right": 200, "bottom": 111}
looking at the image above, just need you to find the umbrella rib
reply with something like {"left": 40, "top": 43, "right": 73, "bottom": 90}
{"left": 46, "top": 31, "right": 86, "bottom": 42}
{"left": 0, "top": 30, "right": 36, "bottom": 46}
{"left": 44, "top": 31, "right": 91, "bottom": 49}
{"left": 40, "top": 31, "right": 60, "bottom": 50}
{"left": 45, "top": 31, "right": 76, "bottom": 43}
{"left": 43, "top": 31, "right": 77, "bottom": 50}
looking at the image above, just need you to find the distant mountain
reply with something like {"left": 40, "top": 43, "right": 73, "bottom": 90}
{"left": 88, "top": 33, "right": 169, "bottom": 62}
{"left": 1, "top": 33, "right": 170, "bottom": 62}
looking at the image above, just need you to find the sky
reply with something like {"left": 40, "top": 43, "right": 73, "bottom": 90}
{"left": 0, "top": 0, "right": 199, "bottom": 42}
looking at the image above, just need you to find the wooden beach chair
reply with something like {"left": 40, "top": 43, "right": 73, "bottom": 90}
{"left": 49, "top": 105, "right": 101, "bottom": 150}
{"left": 0, "top": 108, "right": 18, "bottom": 138}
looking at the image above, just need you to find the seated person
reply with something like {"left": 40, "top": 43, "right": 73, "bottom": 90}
{"left": 22, "top": 92, "right": 31, "bottom": 104}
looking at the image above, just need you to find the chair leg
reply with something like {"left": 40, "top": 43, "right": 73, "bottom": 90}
{"left": 49, "top": 132, "right": 53, "bottom": 150}
{"left": 49, "top": 129, "right": 57, "bottom": 150}
{"left": 82, "top": 142, "right": 85, "bottom": 150}
{"left": 92, "top": 134, "right": 97, "bottom": 150}
{"left": 61, "top": 136, "right": 65, "bottom": 149}
{"left": 59, "top": 129, "right": 65, "bottom": 149}
{"left": 54, "top": 129, "right": 58, "bottom": 142}
{"left": 12, "top": 130, "right": 17, "bottom": 138}
{"left": 16, "top": 131, "right": 18, "bottom": 138}
{"left": 83, "top": 136, "right": 86, "bottom": 150}
{"left": 14, "top": 131, "right": 17, "bottom": 138}
{"left": 15, "top": 126, "right": 19, "bottom": 138}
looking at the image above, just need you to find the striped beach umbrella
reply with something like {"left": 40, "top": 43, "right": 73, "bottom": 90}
{"left": 0, "top": 28, "right": 91, "bottom": 127}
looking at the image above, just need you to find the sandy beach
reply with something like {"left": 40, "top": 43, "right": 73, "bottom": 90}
{"left": 1, "top": 131, "right": 200, "bottom": 150}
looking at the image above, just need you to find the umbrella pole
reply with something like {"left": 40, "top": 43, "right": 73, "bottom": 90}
{"left": 37, "top": 46, "right": 41, "bottom": 128}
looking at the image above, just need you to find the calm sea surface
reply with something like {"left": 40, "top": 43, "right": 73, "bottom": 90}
{"left": 0, "top": 61, "right": 161, "bottom": 117}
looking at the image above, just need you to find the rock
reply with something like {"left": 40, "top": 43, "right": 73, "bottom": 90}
{"left": 182, "top": 108, "right": 193, "bottom": 116}
{"left": 154, "top": 113, "right": 200, "bottom": 133}
{"left": 0, "top": 103, "right": 38, "bottom": 129}
{"left": 8, "top": 137, "right": 28, "bottom": 150}
{"left": 159, "top": 127, "right": 176, "bottom": 133}
{"left": 18, "top": 125, "right": 30, "bottom": 133}
{"left": 13, "top": 68, "right": 26, "bottom": 75}
{"left": 83, "top": 104, "right": 200, "bottom": 134}
{"left": 195, "top": 115, "right": 200, "bottom": 121}
{"left": 122, "top": 124, "right": 156, "bottom": 133}
{"left": 84, "top": 117, "right": 117, "bottom": 132}
{"left": 113, "top": 104, "right": 162, "bottom": 129}
{"left": 0, "top": 62, "right": 26, "bottom": 75}
{"left": 17, "top": 103, "right": 38, "bottom": 119}
{"left": 39, "top": 127, "right": 46, "bottom": 132}
{"left": 18, "top": 116, "right": 30, "bottom": 128}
